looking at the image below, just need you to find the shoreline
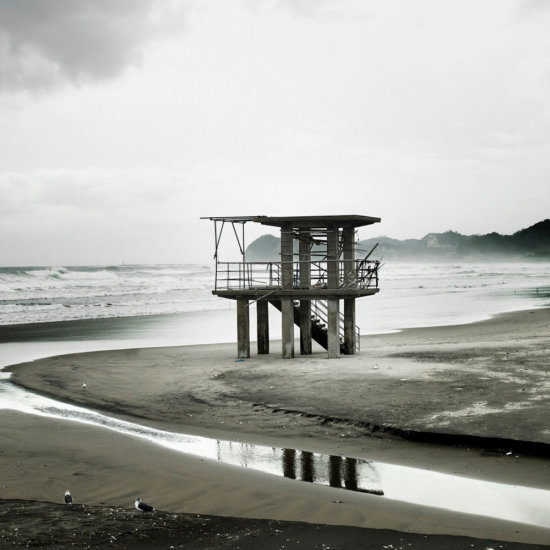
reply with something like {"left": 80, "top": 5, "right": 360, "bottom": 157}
{"left": 7, "top": 307, "right": 550, "bottom": 448}
{"left": 2, "top": 307, "right": 550, "bottom": 546}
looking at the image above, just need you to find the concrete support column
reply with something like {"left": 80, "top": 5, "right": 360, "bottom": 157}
{"left": 281, "top": 227, "right": 294, "bottom": 289}
{"left": 257, "top": 299, "right": 269, "bottom": 354}
{"left": 280, "top": 226, "right": 295, "bottom": 359}
{"left": 327, "top": 297, "right": 340, "bottom": 358}
{"left": 326, "top": 226, "right": 340, "bottom": 358}
{"left": 281, "top": 297, "right": 295, "bottom": 358}
{"left": 342, "top": 227, "right": 355, "bottom": 288}
{"left": 299, "top": 229, "right": 312, "bottom": 355}
{"left": 236, "top": 298, "right": 250, "bottom": 359}
{"left": 342, "top": 227, "right": 356, "bottom": 354}
{"left": 343, "top": 298, "right": 356, "bottom": 354}
{"left": 326, "top": 225, "right": 339, "bottom": 289}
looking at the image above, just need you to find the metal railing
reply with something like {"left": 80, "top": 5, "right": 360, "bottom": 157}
{"left": 214, "top": 259, "right": 379, "bottom": 291}
{"left": 215, "top": 262, "right": 281, "bottom": 290}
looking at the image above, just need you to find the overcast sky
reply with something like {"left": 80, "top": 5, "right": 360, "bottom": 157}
{"left": 1, "top": 0, "right": 549, "bottom": 265}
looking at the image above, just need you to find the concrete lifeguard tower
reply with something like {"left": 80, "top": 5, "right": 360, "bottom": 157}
{"left": 202, "top": 215, "right": 381, "bottom": 359}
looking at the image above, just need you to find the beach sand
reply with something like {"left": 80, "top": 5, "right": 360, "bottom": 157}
{"left": 2, "top": 307, "right": 550, "bottom": 548}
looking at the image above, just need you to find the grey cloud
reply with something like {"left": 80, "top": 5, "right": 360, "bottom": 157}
{"left": 0, "top": 170, "right": 191, "bottom": 217}
{"left": 0, "top": 0, "right": 187, "bottom": 92}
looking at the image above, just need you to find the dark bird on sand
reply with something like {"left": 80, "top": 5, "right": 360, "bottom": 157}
{"left": 64, "top": 490, "right": 73, "bottom": 507}
{"left": 135, "top": 498, "right": 155, "bottom": 512}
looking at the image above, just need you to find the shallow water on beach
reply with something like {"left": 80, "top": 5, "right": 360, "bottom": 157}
{"left": 0, "top": 368, "right": 550, "bottom": 528}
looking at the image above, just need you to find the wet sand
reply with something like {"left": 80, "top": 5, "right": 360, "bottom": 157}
{"left": 2, "top": 307, "right": 550, "bottom": 547}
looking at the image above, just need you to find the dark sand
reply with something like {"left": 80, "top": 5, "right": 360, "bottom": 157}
{"left": 4, "top": 499, "right": 549, "bottom": 550}
{"left": 2, "top": 307, "right": 550, "bottom": 548}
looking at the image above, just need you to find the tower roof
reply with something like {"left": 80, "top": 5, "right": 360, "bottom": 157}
{"left": 254, "top": 215, "right": 380, "bottom": 228}
{"left": 202, "top": 215, "right": 381, "bottom": 228}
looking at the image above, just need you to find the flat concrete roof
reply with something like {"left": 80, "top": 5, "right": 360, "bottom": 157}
{"left": 202, "top": 215, "right": 381, "bottom": 228}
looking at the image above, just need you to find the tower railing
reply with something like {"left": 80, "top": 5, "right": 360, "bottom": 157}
{"left": 214, "top": 259, "right": 379, "bottom": 291}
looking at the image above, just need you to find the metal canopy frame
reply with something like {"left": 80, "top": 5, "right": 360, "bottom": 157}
{"left": 201, "top": 216, "right": 257, "bottom": 261}
{"left": 201, "top": 215, "right": 381, "bottom": 261}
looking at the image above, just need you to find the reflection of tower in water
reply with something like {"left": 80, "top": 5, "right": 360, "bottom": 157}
{"left": 283, "top": 449, "right": 316, "bottom": 482}
{"left": 301, "top": 451, "right": 314, "bottom": 483}
{"left": 344, "top": 457, "right": 358, "bottom": 491}
{"left": 329, "top": 455, "right": 342, "bottom": 487}
{"left": 329, "top": 455, "right": 359, "bottom": 491}
{"left": 215, "top": 440, "right": 383, "bottom": 496}
{"left": 282, "top": 448, "right": 296, "bottom": 479}
{"left": 281, "top": 448, "right": 382, "bottom": 495}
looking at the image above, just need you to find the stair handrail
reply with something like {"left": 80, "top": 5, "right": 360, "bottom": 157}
{"left": 311, "top": 299, "right": 360, "bottom": 352}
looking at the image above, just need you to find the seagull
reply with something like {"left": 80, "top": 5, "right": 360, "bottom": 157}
{"left": 135, "top": 498, "right": 155, "bottom": 513}
{"left": 81, "top": 382, "right": 87, "bottom": 390}
{"left": 64, "top": 490, "right": 73, "bottom": 507}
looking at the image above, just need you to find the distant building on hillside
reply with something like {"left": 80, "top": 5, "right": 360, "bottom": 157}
{"left": 425, "top": 234, "right": 439, "bottom": 248}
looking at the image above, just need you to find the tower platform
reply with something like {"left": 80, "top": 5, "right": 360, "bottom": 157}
{"left": 202, "top": 215, "right": 381, "bottom": 358}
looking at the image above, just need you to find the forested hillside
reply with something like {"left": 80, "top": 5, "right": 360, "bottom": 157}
{"left": 245, "top": 220, "right": 550, "bottom": 261}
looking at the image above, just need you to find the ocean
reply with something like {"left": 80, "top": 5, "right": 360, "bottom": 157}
{"left": 1, "top": 261, "right": 549, "bottom": 367}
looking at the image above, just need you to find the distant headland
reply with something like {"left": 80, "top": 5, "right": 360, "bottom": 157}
{"left": 245, "top": 219, "right": 550, "bottom": 261}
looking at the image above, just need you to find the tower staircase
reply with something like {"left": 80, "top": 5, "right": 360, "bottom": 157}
{"left": 268, "top": 299, "right": 360, "bottom": 354}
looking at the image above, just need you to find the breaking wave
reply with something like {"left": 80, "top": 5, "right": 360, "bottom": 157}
{"left": 1, "top": 262, "right": 549, "bottom": 330}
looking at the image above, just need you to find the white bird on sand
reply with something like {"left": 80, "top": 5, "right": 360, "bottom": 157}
{"left": 81, "top": 382, "right": 87, "bottom": 389}
{"left": 64, "top": 490, "right": 73, "bottom": 507}
{"left": 135, "top": 498, "right": 155, "bottom": 512}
